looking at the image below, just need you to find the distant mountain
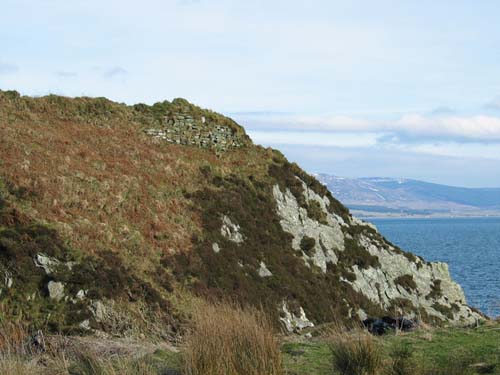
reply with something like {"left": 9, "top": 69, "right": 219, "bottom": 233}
{"left": 315, "top": 174, "right": 500, "bottom": 217}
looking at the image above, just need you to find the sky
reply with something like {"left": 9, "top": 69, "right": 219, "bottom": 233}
{"left": 2, "top": 0, "right": 500, "bottom": 187}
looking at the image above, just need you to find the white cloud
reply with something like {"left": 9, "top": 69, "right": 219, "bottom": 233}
{"left": 248, "top": 131, "right": 379, "bottom": 147}
{"left": 241, "top": 113, "right": 500, "bottom": 142}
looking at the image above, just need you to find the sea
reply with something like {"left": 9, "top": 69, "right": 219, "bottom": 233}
{"left": 369, "top": 217, "right": 500, "bottom": 318}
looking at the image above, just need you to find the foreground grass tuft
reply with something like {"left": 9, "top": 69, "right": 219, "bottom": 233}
{"left": 327, "top": 328, "right": 382, "bottom": 375}
{"left": 183, "top": 302, "right": 284, "bottom": 375}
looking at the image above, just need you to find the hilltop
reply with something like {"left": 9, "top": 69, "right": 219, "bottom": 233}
{"left": 0, "top": 90, "right": 484, "bottom": 340}
{"left": 316, "top": 174, "right": 500, "bottom": 218}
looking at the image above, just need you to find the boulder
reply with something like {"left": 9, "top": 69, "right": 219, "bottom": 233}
{"left": 363, "top": 316, "right": 418, "bottom": 335}
{"left": 47, "top": 281, "right": 65, "bottom": 302}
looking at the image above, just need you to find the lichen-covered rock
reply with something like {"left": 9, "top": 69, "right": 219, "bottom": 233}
{"left": 212, "top": 242, "right": 221, "bottom": 253}
{"left": 220, "top": 215, "right": 244, "bottom": 244}
{"left": 280, "top": 302, "right": 314, "bottom": 333}
{"left": 35, "top": 254, "right": 60, "bottom": 275}
{"left": 273, "top": 184, "right": 343, "bottom": 272}
{"left": 272, "top": 179, "right": 483, "bottom": 325}
{"left": 47, "top": 281, "right": 65, "bottom": 302}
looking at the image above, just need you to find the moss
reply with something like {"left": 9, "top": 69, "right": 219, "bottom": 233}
{"left": 394, "top": 275, "right": 417, "bottom": 292}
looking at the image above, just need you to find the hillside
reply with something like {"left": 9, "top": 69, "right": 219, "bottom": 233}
{"left": 316, "top": 174, "right": 500, "bottom": 217}
{"left": 0, "top": 90, "right": 484, "bottom": 339}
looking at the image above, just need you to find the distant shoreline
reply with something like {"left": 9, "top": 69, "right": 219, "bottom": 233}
{"left": 357, "top": 213, "right": 500, "bottom": 220}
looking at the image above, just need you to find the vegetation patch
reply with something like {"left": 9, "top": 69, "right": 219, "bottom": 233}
{"left": 339, "top": 238, "right": 380, "bottom": 270}
{"left": 426, "top": 279, "right": 443, "bottom": 300}
{"left": 432, "top": 302, "right": 454, "bottom": 320}
{"left": 300, "top": 236, "right": 316, "bottom": 255}
{"left": 394, "top": 275, "right": 417, "bottom": 292}
{"left": 306, "top": 200, "right": 328, "bottom": 224}
{"left": 0, "top": 193, "right": 173, "bottom": 334}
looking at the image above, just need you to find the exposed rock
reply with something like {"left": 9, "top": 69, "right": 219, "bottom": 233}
{"left": 273, "top": 179, "right": 483, "bottom": 325}
{"left": 273, "top": 183, "right": 344, "bottom": 272}
{"left": 34, "top": 254, "right": 60, "bottom": 275}
{"left": 220, "top": 215, "right": 244, "bottom": 243}
{"left": 344, "top": 233, "right": 480, "bottom": 323}
{"left": 47, "top": 281, "right": 65, "bottom": 302}
{"left": 79, "top": 319, "right": 91, "bottom": 330}
{"left": 363, "top": 316, "right": 417, "bottom": 335}
{"left": 91, "top": 301, "right": 107, "bottom": 322}
{"left": 212, "top": 242, "right": 221, "bottom": 253}
{"left": 76, "top": 289, "right": 87, "bottom": 300}
{"left": 280, "top": 302, "right": 314, "bottom": 333}
{"left": 258, "top": 261, "right": 272, "bottom": 277}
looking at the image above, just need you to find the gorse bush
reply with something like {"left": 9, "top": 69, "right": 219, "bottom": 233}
{"left": 184, "top": 302, "right": 284, "bottom": 375}
{"left": 328, "top": 328, "right": 382, "bottom": 375}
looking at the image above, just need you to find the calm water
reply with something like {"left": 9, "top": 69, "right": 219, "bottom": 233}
{"left": 370, "top": 217, "right": 500, "bottom": 318}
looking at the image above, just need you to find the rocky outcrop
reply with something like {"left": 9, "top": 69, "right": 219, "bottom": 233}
{"left": 272, "top": 179, "right": 483, "bottom": 325}
{"left": 280, "top": 302, "right": 314, "bottom": 333}
{"left": 220, "top": 215, "right": 244, "bottom": 244}
{"left": 272, "top": 183, "right": 344, "bottom": 273}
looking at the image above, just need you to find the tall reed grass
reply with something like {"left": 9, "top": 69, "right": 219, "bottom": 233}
{"left": 327, "top": 326, "right": 382, "bottom": 375}
{"left": 183, "top": 302, "right": 284, "bottom": 375}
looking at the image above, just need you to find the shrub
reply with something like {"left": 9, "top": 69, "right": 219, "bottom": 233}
{"left": 300, "top": 236, "right": 316, "bottom": 255}
{"left": 306, "top": 200, "right": 328, "bottom": 224}
{"left": 386, "top": 342, "right": 416, "bottom": 375}
{"left": 328, "top": 329, "right": 382, "bottom": 375}
{"left": 394, "top": 275, "right": 417, "bottom": 292}
{"left": 70, "top": 350, "right": 158, "bottom": 375}
{"left": 183, "top": 302, "right": 284, "bottom": 375}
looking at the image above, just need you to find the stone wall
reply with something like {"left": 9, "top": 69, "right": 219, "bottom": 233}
{"left": 144, "top": 112, "right": 246, "bottom": 151}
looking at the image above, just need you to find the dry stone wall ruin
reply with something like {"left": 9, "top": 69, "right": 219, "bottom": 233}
{"left": 144, "top": 112, "right": 246, "bottom": 151}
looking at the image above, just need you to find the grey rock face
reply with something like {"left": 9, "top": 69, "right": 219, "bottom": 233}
{"left": 272, "top": 180, "right": 484, "bottom": 325}
{"left": 47, "top": 281, "right": 65, "bottom": 302}
{"left": 91, "top": 301, "right": 107, "bottom": 322}
{"left": 273, "top": 183, "right": 344, "bottom": 273}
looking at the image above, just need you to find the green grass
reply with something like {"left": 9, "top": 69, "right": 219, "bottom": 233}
{"left": 282, "top": 324, "right": 500, "bottom": 375}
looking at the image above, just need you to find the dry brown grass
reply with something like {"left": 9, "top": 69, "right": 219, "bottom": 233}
{"left": 183, "top": 302, "right": 284, "bottom": 375}
{"left": 0, "top": 323, "right": 166, "bottom": 375}
{"left": 0, "top": 93, "right": 271, "bottom": 278}
{"left": 327, "top": 326, "right": 382, "bottom": 375}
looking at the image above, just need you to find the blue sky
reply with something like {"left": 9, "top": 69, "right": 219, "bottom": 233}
{"left": 2, "top": 0, "right": 500, "bottom": 187}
